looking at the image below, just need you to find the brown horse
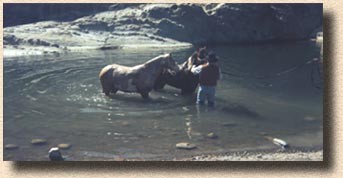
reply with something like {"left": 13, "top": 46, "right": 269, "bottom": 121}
{"left": 99, "top": 53, "right": 180, "bottom": 99}
{"left": 154, "top": 47, "right": 207, "bottom": 94}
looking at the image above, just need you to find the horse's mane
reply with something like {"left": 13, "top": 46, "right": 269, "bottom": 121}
{"left": 144, "top": 54, "right": 169, "bottom": 65}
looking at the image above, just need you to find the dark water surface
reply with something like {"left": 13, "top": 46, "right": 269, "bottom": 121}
{"left": 4, "top": 42, "right": 323, "bottom": 160}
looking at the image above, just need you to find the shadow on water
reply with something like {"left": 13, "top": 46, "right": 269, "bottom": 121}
{"left": 220, "top": 103, "right": 260, "bottom": 119}
{"left": 10, "top": 13, "right": 333, "bottom": 171}
{"left": 107, "top": 93, "right": 171, "bottom": 104}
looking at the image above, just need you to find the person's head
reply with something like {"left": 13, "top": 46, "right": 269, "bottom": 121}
{"left": 197, "top": 47, "right": 207, "bottom": 60}
{"left": 207, "top": 52, "right": 218, "bottom": 64}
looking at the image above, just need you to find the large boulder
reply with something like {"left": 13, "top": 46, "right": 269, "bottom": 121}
{"left": 4, "top": 3, "right": 322, "bottom": 55}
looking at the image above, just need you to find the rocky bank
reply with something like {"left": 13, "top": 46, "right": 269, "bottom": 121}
{"left": 3, "top": 3, "right": 322, "bottom": 57}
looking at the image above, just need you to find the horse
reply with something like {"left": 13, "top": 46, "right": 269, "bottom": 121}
{"left": 154, "top": 47, "right": 207, "bottom": 95}
{"left": 99, "top": 53, "right": 180, "bottom": 99}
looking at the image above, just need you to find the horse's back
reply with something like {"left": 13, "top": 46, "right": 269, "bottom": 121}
{"left": 99, "top": 65, "right": 113, "bottom": 78}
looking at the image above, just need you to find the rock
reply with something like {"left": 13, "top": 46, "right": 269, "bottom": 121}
{"left": 182, "top": 106, "right": 189, "bottom": 111}
{"left": 31, "top": 139, "right": 47, "bottom": 145}
{"left": 5, "top": 144, "right": 19, "bottom": 150}
{"left": 272, "top": 138, "right": 289, "bottom": 149}
{"left": 206, "top": 132, "right": 218, "bottom": 139}
{"left": 176, "top": 142, "right": 197, "bottom": 150}
{"left": 48, "top": 147, "right": 64, "bottom": 161}
{"left": 57, "top": 143, "right": 72, "bottom": 149}
{"left": 4, "top": 4, "right": 322, "bottom": 57}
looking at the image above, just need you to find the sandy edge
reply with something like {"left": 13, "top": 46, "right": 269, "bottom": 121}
{"left": 177, "top": 150, "right": 323, "bottom": 161}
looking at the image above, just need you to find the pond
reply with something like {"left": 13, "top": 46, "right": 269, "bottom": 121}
{"left": 4, "top": 41, "right": 323, "bottom": 160}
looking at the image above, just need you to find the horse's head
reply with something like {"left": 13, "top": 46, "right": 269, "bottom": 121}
{"left": 197, "top": 47, "right": 208, "bottom": 61}
{"left": 162, "top": 53, "right": 180, "bottom": 75}
{"left": 182, "top": 47, "right": 208, "bottom": 71}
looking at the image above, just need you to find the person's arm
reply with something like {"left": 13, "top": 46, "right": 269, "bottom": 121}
{"left": 187, "top": 56, "right": 194, "bottom": 70}
{"left": 191, "top": 65, "right": 203, "bottom": 74}
{"left": 218, "top": 67, "right": 222, "bottom": 80}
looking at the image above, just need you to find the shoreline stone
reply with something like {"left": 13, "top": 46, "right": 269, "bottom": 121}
{"left": 176, "top": 142, "right": 197, "bottom": 150}
{"left": 5, "top": 144, "right": 19, "bottom": 150}
{"left": 31, "top": 139, "right": 47, "bottom": 145}
{"left": 58, "top": 143, "right": 72, "bottom": 149}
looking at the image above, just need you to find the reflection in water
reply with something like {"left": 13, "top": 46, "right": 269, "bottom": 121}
{"left": 4, "top": 43, "right": 323, "bottom": 160}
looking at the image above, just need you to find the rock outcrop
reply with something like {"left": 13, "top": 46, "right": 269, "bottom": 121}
{"left": 4, "top": 3, "right": 322, "bottom": 57}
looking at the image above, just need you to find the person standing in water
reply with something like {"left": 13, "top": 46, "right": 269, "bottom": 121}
{"left": 191, "top": 52, "right": 221, "bottom": 107}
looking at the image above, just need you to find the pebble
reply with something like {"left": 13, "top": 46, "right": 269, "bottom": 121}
{"left": 49, "top": 147, "right": 64, "bottom": 161}
{"left": 31, "top": 139, "right": 47, "bottom": 145}
{"left": 57, "top": 143, "right": 72, "bottom": 149}
{"left": 182, "top": 106, "right": 189, "bottom": 111}
{"left": 176, "top": 142, "right": 197, "bottom": 150}
{"left": 5, "top": 144, "right": 19, "bottom": 150}
{"left": 207, "top": 132, "right": 218, "bottom": 139}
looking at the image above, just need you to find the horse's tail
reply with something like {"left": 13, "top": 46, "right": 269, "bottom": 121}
{"left": 99, "top": 65, "right": 114, "bottom": 95}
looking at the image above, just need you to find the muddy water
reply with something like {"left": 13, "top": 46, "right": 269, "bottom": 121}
{"left": 4, "top": 42, "right": 323, "bottom": 160}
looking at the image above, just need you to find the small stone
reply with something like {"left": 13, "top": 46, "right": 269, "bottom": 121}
{"left": 5, "top": 144, "right": 19, "bottom": 150}
{"left": 182, "top": 106, "right": 189, "bottom": 111}
{"left": 57, "top": 143, "right": 72, "bottom": 149}
{"left": 31, "top": 139, "right": 47, "bottom": 145}
{"left": 49, "top": 147, "right": 64, "bottom": 161}
{"left": 176, "top": 142, "right": 197, "bottom": 150}
{"left": 207, "top": 132, "right": 218, "bottom": 139}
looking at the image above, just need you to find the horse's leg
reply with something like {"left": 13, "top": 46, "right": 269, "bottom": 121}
{"left": 137, "top": 87, "right": 150, "bottom": 99}
{"left": 138, "top": 91, "right": 149, "bottom": 99}
{"left": 110, "top": 87, "right": 118, "bottom": 94}
{"left": 101, "top": 79, "right": 111, "bottom": 96}
{"left": 154, "top": 81, "right": 166, "bottom": 90}
{"left": 154, "top": 75, "right": 166, "bottom": 90}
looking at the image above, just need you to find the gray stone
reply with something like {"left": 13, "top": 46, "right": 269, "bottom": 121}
{"left": 176, "top": 142, "right": 197, "bottom": 150}
{"left": 31, "top": 139, "right": 47, "bottom": 145}
{"left": 58, "top": 143, "right": 72, "bottom": 149}
{"left": 207, "top": 132, "right": 218, "bottom": 139}
{"left": 48, "top": 147, "right": 64, "bottom": 161}
{"left": 4, "top": 4, "right": 322, "bottom": 57}
{"left": 5, "top": 144, "right": 19, "bottom": 150}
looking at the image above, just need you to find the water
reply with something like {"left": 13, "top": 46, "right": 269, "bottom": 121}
{"left": 4, "top": 42, "right": 323, "bottom": 161}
